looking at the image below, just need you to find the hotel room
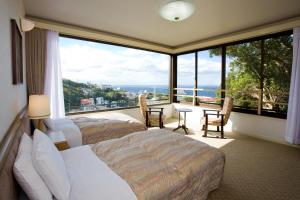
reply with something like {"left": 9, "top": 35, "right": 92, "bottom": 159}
{"left": 0, "top": 0, "right": 300, "bottom": 199}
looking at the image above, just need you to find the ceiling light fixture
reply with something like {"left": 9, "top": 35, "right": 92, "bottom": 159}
{"left": 159, "top": 0, "right": 195, "bottom": 22}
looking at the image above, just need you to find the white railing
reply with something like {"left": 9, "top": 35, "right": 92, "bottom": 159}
{"left": 173, "top": 88, "right": 288, "bottom": 115}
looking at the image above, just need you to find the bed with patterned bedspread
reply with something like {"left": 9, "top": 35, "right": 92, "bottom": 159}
{"left": 91, "top": 129, "right": 225, "bottom": 200}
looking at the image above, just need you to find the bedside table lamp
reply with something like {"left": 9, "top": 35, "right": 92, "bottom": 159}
{"left": 28, "top": 95, "right": 50, "bottom": 130}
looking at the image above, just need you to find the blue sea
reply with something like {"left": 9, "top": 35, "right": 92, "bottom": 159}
{"left": 113, "top": 85, "right": 219, "bottom": 97}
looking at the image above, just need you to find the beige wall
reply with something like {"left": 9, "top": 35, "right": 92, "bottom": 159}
{"left": 0, "top": 0, "right": 27, "bottom": 141}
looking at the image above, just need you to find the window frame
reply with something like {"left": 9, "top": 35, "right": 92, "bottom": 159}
{"left": 172, "top": 30, "right": 293, "bottom": 119}
{"left": 197, "top": 47, "right": 223, "bottom": 104}
{"left": 59, "top": 34, "right": 173, "bottom": 115}
{"left": 59, "top": 30, "right": 292, "bottom": 118}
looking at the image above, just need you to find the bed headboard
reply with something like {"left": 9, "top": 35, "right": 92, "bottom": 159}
{"left": 0, "top": 107, "right": 30, "bottom": 200}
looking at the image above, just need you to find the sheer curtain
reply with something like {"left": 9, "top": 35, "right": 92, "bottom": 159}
{"left": 44, "top": 31, "right": 65, "bottom": 119}
{"left": 285, "top": 28, "right": 300, "bottom": 144}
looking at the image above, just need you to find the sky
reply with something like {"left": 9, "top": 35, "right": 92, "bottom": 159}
{"left": 177, "top": 52, "right": 222, "bottom": 87}
{"left": 59, "top": 37, "right": 224, "bottom": 87}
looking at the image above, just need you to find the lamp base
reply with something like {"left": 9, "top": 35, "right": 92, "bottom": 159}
{"left": 32, "top": 119, "right": 46, "bottom": 132}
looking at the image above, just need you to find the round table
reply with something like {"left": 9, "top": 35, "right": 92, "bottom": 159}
{"left": 173, "top": 108, "right": 192, "bottom": 135}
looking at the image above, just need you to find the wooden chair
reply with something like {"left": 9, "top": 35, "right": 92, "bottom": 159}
{"left": 139, "top": 94, "right": 165, "bottom": 128}
{"left": 201, "top": 97, "right": 233, "bottom": 138}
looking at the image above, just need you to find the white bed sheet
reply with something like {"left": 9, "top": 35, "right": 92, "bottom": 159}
{"left": 61, "top": 145, "right": 137, "bottom": 200}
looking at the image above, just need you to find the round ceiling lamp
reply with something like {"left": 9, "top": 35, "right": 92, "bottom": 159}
{"left": 159, "top": 0, "right": 195, "bottom": 22}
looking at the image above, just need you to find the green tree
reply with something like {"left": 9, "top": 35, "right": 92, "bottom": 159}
{"left": 210, "top": 35, "right": 292, "bottom": 113}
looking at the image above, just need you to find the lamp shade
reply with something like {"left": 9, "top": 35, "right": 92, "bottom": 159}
{"left": 28, "top": 95, "right": 50, "bottom": 119}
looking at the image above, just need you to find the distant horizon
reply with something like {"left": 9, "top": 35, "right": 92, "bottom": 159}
{"left": 63, "top": 79, "right": 220, "bottom": 88}
{"left": 62, "top": 76, "right": 222, "bottom": 88}
{"left": 113, "top": 84, "right": 220, "bottom": 87}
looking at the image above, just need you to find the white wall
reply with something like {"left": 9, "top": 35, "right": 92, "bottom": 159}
{"left": 172, "top": 103, "right": 292, "bottom": 146}
{"left": 229, "top": 112, "right": 288, "bottom": 145}
{"left": 69, "top": 104, "right": 174, "bottom": 123}
{"left": 114, "top": 104, "right": 174, "bottom": 122}
{"left": 0, "top": 0, "right": 27, "bottom": 141}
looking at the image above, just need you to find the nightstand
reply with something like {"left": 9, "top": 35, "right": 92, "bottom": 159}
{"left": 47, "top": 131, "right": 70, "bottom": 151}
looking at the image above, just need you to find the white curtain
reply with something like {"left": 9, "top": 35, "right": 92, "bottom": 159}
{"left": 44, "top": 31, "right": 65, "bottom": 119}
{"left": 285, "top": 28, "right": 300, "bottom": 144}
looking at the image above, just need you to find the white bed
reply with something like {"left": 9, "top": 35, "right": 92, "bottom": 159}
{"left": 46, "top": 118, "right": 82, "bottom": 147}
{"left": 14, "top": 129, "right": 225, "bottom": 200}
{"left": 45, "top": 112, "right": 146, "bottom": 147}
{"left": 62, "top": 145, "right": 137, "bottom": 200}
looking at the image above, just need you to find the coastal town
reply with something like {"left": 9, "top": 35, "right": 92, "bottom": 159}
{"left": 63, "top": 79, "right": 169, "bottom": 113}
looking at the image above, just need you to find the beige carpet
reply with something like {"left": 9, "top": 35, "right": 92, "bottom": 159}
{"left": 162, "top": 119, "right": 300, "bottom": 200}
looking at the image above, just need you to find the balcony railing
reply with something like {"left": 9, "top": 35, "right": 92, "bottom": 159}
{"left": 173, "top": 88, "right": 288, "bottom": 115}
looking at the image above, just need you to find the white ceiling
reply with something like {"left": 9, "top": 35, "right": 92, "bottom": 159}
{"left": 24, "top": 0, "right": 300, "bottom": 47}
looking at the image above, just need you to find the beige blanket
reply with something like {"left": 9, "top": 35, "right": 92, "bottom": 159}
{"left": 92, "top": 129, "right": 225, "bottom": 200}
{"left": 71, "top": 113, "right": 146, "bottom": 145}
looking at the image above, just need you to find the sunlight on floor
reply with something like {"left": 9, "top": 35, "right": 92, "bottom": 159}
{"left": 163, "top": 118, "right": 236, "bottom": 148}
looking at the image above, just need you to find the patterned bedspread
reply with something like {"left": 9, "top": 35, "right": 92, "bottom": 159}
{"left": 91, "top": 129, "right": 225, "bottom": 200}
{"left": 70, "top": 113, "right": 146, "bottom": 145}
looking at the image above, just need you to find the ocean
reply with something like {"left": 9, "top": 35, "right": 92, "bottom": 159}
{"left": 113, "top": 85, "right": 219, "bottom": 97}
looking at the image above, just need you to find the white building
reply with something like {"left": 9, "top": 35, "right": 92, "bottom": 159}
{"left": 96, "top": 97, "right": 105, "bottom": 105}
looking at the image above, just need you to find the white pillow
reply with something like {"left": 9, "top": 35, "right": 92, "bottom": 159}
{"left": 44, "top": 119, "right": 55, "bottom": 130}
{"left": 44, "top": 118, "right": 73, "bottom": 131}
{"left": 13, "top": 133, "right": 52, "bottom": 200}
{"left": 32, "top": 129, "right": 70, "bottom": 200}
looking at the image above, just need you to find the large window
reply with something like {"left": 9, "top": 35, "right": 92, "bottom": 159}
{"left": 60, "top": 36, "right": 170, "bottom": 114}
{"left": 197, "top": 48, "right": 222, "bottom": 104}
{"left": 262, "top": 35, "right": 292, "bottom": 115}
{"left": 225, "top": 41, "right": 261, "bottom": 112}
{"left": 175, "top": 31, "right": 293, "bottom": 118}
{"left": 176, "top": 53, "right": 195, "bottom": 102}
{"left": 224, "top": 35, "right": 292, "bottom": 116}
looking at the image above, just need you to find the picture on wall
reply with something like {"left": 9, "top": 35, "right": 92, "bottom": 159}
{"left": 11, "top": 19, "right": 23, "bottom": 85}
